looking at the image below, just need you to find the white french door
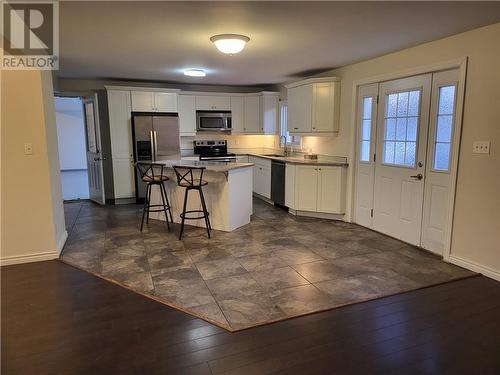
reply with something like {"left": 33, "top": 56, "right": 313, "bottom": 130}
{"left": 373, "top": 74, "right": 431, "bottom": 245}
{"left": 355, "top": 69, "right": 461, "bottom": 254}
{"left": 83, "top": 94, "right": 105, "bottom": 205}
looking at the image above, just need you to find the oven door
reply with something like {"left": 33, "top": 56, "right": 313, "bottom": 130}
{"left": 196, "top": 112, "right": 231, "bottom": 132}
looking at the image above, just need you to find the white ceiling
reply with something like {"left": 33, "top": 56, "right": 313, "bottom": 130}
{"left": 59, "top": 1, "right": 500, "bottom": 86}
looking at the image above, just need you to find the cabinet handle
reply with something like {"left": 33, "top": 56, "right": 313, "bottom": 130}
{"left": 319, "top": 168, "right": 322, "bottom": 170}
{"left": 294, "top": 127, "right": 298, "bottom": 130}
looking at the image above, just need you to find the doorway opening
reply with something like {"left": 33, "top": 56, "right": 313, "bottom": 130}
{"left": 55, "top": 96, "right": 89, "bottom": 201}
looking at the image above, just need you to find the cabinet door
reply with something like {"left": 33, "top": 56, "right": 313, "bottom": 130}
{"left": 196, "top": 96, "right": 230, "bottom": 110}
{"left": 312, "top": 83, "right": 334, "bottom": 132}
{"left": 261, "top": 95, "right": 279, "bottom": 134}
{"left": 288, "top": 85, "right": 312, "bottom": 133}
{"left": 230, "top": 97, "right": 245, "bottom": 133}
{"left": 112, "top": 158, "right": 135, "bottom": 198}
{"left": 260, "top": 165, "right": 272, "bottom": 199}
{"left": 178, "top": 95, "right": 196, "bottom": 135}
{"left": 155, "top": 92, "right": 178, "bottom": 112}
{"left": 244, "top": 96, "right": 261, "bottom": 133}
{"left": 108, "top": 90, "right": 133, "bottom": 159}
{"left": 131, "top": 91, "right": 154, "bottom": 112}
{"left": 317, "top": 166, "right": 345, "bottom": 214}
{"left": 285, "top": 164, "right": 296, "bottom": 209}
{"left": 296, "top": 165, "right": 318, "bottom": 211}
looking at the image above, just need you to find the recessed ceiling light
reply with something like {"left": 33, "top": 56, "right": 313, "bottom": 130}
{"left": 210, "top": 34, "right": 250, "bottom": 55}
{"left": 183, "top": 69, "right": 206, "bottom": 77}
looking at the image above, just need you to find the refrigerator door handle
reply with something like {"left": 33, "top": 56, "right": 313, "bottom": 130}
{"left": 150, "top": 130, "right": 155, "bottom": 162}
{"left": 153, "top": 131, "right": 158, "bottom": 161}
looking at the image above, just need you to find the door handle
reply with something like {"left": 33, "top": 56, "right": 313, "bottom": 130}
{"left": 410, "top": 173, "right": 423, "bottom": 180}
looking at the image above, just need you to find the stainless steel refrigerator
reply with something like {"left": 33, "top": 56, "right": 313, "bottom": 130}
{"left": 132, "top": 113, "right": 180, "bottom": 201}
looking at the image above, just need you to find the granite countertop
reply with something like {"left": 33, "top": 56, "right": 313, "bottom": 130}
{"left": 157, "top": 159, "right": 253, "bottom": 172}
{"left": 231, "top": 149, "right": 349, "bottom": 167}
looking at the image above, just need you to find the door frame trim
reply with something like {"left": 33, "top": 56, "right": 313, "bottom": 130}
{"left": 350, "top": 57, "right": 468, "bottom": 261}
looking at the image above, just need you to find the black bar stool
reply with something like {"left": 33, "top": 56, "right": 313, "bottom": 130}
{"left": 172, "top": 165, "right": 211, "bottom": 240}
{"left": 135, "top": 162, "right": 173, "bottom": 232}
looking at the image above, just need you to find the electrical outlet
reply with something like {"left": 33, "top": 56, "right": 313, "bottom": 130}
{"left": 24, "top": 142, "right": 33, "bottom": 155}
{"left": 473, "top": 141, "right": 490, "bottom": 154}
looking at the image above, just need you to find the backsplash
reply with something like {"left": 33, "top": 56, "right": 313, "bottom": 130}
{"left": 180, "top": 134, "right": 279, "bottom": 151}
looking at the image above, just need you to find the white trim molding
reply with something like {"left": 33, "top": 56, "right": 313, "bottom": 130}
{"left": 1, "top": 251, "right": 59, "bottom": 266}
{"left": 56, "top": 230, "right": 68, "bottom": 256}
{"left": 448, "top": 255, "right": 500, "bottom": 282}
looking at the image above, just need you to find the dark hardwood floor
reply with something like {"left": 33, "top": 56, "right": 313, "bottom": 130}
{"left": 2, "top": 260, "right": 499, "bottom": 375}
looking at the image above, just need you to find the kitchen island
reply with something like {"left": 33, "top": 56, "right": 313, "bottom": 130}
{"left": 148, "top": 160, "right": 253, "bottom": 232}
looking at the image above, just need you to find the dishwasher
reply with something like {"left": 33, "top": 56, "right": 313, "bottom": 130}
{"left": 271, "top": 160, "right": 286, "bottom": 206}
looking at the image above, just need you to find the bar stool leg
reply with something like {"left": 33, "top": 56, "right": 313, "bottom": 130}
{"left": 140, "top": 184, "right": 150, "bottom": 232}
{"left": 161, "top": 183, "right": 174, "bottom": 223}
{"left": 146, "top": 182, "right": 152, "bottom": 225}
{"left": 198, "top": 188, "right": 211, "bottom": 238}
{"left": 179, "top": 188, "right": 189, "bottom": 240}
{"left": 158, "top": 183, "right": 171, "bottom": 231}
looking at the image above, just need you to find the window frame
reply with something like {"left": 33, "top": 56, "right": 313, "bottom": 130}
{"left": 359, "top": 96, "right": 373, "bottom": 164}
{"left": 431, "top": 83, "right": 457, "bottom": 173}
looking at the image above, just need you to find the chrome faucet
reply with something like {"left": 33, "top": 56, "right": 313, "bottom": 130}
{"left": 280, "top": 135, "right": 290, "bottom": 156}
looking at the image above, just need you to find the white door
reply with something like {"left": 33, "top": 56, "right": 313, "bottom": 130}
{"left": 83, "top": 95, "right": 105, "bottom": 205}
{"left": 421, "top": 69, "right": 460, "bottom": 254}
{"left": 373, "top": 74, "right": 431, "bottom": 245}
{"left": 354, "top": 83, "right": 379, "bottom": 227}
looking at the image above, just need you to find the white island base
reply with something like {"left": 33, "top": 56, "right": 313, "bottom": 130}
{"left": 148, "top": 163, "right": 253, "bottom": 232}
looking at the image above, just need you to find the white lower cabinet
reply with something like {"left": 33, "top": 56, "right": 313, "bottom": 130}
{"left": 249, "top": 156, "right": 271, "bottom": 199}
{"left": 112, "top": 158, "right": 135, "bottom": 199}
{"left": 292, "top": 165, "right": 346, "bottom": 214}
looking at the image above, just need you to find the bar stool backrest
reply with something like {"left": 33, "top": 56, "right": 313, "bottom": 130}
{"left": 135, "top": 162, "right": 167, "bottom": 182}
{"left": 173, "top": 165, "right": 206, "bottom": 187}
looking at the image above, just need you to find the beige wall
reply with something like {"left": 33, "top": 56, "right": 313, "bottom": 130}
{"left": 1, "top": 70, "right": 66, "bottom": 265}
{"left": 290, "top": 23, "right": 500, "bottom": 278}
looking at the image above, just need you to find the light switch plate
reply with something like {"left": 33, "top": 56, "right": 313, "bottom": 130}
{"left": 24, "top": 142, "right": 33, "bottom": 155}
{"left": 473, "top": 141, "right": 490, "bottom": 154}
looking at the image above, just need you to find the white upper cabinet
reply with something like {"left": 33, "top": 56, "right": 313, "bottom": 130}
{"left": 131, "top": 91, "right": 178, "bottom": 112}
{"left": 286, "top": 78, "right": 340, "bottom": 134}
{"left": 244, "top": 96, "right": 261, "bottom": 133}
{"left": 288, "top": 84, "right": 313, "bottom": 133}
{"left": 131, "top": 91, "right": 154, "bottom": 112}
{"left": 196, "top": 95, "right": 231, "bottom": 111}
{"left": 155, "top": 92, "right": 178, "bottom": 112}
{"left": 261, "top": 94, "right": 279, "bottom": 134}
{"left": 230, "top": 96, "right": 245, "bottom": 133}
{"left": 178, "top": 95, "right": 196, "bottom": 135}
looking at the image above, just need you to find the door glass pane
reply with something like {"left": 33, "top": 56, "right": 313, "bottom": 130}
{"left": 359, "top": 96, "right": 373, "bottom": 162}
{"left": 383, "top": 89, "right": 420, "bottom": 167}
{"left": 433, "top": 85, "right": 456, "bottom": 171}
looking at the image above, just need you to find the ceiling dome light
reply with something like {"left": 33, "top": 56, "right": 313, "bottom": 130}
{"left": 210, "top": 34, "right": 250, "bottom": 55}
{"left": 184, "top": 69, "right": 206, "bottom": 77}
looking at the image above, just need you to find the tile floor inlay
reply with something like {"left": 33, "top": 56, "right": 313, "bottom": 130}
{"left": 61, "top": 199, "right": 475, "bottom": 331}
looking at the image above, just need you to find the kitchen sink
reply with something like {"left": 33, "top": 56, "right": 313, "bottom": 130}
{"left": 263, "top": 154, "right": 286, "bottom": 157}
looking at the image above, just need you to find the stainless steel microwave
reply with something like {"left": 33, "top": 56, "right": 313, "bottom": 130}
{"left": 196, "top": 111, "right": 232, "bottom": 132}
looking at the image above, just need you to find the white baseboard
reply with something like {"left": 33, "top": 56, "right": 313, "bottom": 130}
{"left": 0, "top": 251, "right": 59, "bottom": 266}
{"left": 448, "top": 255, "right": 500, "bottom": 282}
{"left": 56, "top": 230, "right": 68, "bottom": 256}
